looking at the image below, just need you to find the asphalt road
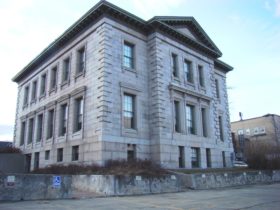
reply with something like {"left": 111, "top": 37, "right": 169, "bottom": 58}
{"left": 1, "top": 183, "right": 280, "bottom": 210}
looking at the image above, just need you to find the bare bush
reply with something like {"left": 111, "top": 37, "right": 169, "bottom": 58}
{"left": 0, "top": 147, "right": 22, "bottom": 154}
{"left": 244, "top": 141, "right": 280, "bottom": 170}
{"left": 32, "top": 159, "right": 167, "bottom": 176}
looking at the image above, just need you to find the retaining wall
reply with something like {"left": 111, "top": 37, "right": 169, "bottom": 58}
{"left": 0, "top": 170, "right": 279, "bottom": 201}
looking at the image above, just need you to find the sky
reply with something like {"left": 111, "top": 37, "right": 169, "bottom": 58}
{"left": 0, "top": 0, "right": 279, "bottom": 141}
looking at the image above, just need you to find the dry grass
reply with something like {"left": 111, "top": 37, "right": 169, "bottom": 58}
{"left": 32, "top": 159, "right": 168, "bottom": 176}
{"left": 245, "top": 141, "right": 280, "bottom": 170}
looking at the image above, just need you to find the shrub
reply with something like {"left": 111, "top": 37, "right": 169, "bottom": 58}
{"left": 32, "top": 159, "right": 167, "bottom": 176}
{"left": 244, "top": 141, "right": 280, "bottom": 170}
{"left": 0, "top": 147, "right": 22, "bottom": 154}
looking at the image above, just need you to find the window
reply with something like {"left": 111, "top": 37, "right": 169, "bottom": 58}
{"left": 36, "top": 114, "right": 43, "bottom": 142}
{"left": 191, "top": 147, "right": 200, "bottom": 168}
{"left": 218, "top": 116, "right": 224, "bottom": 141}
{"left": 59, "top": 104, "right": 68, "bottom": 136}
{"left": 186, "top": 104, "right": 195, "bottom": 134}
{"left": 40, "top": 74, "right": 47, "bottom": 96}
{"left": 34, "top": 152, "right": 39, "bottom": 170}
{"left": 245, "top": 128, "right": 251, "bottom": 136}
{"left": 77, "top": 47, "right": 85, "bottom": 74}
{"left": 201, "top": 108, "right": 208, "bottom": 137}
{"left": 253, "top": 127, "right": 259, "bottom": 135}
{"left": 174, "top": 101, "right": 181, "bottom": 132}
{"left": 184, "top": 60, "right": 193, "bottom": 83}
{"left": 123, "top": 42, "right": 134, "bottom": 69}
{"left": 74, "top": 97, "right": 83, "bottom": 132}
{"left": 206, "top": 148, "right": 211, "bottom": 168}
{"left": 72, "top": 146, "right": 79, "bottom": 161}
{"left": 50, "top": 66, "right": 57, "bottom": 90}
{"left": 62, "top": 57, "right": 70, "bottom": 83}
{"left": 45, "top": 150, "right": 50, "bottom": 160}
{"left": 123, "top": 94, "right": 135, "bottom": 129}
{"left": 222, "top": 151, "right": 226, "bottom": 167}
{"left": 47, "top": 109, "right": 54, "bottom": 139}
{"left": 215, "top": 79, "right": 220, "bottom": 99}
{"left": 23, "top": 86, "right": 29, "bottom": 106}
{"left": 198, "top": 65, "right": 205, "bottom": 87}
{"left": 171, "top": 53, "right": 179, "bottom": 78}
{"left": 31, "top": 80, "right": 37, "bottom": 101}
{"left": 57, "top": 148, "right": 63, "bottom": 162}
{"left": 27, "top": 118, "right": 34, "bottom": 144}
{"left": 20, "top": 121, "right": 26, "bottom": 146}
{"left": 127, "top": 144, "right": 136, "bottom": 161}
{"left": 178, "top": 146, "right": 185, "bottom": 168}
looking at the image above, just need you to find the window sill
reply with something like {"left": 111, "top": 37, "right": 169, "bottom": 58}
{"left": 22, "top": 104, "right": 28, "bottom": 109}
{"left": 122, "top": 66, "right": 137, "bottom": 74}
{"left": 30, "top": 99, "right": 37, "bottom": 105}
{"left": 60, "top": 81, "right": 70, "bottom": 89}
{"left": 39, "top": 94, "right": 46, "bottom": 101}
{"left": 123, "top": 128, "right": 138, "bottom": 137}
{"left": 72, "top": 130, "right": 82, "bottom": 138}
{"left": 75, "top": 72, "right": 85, "bottom": 80}
{"left": 49, "top": 87, "right": 57, "bottom": 95}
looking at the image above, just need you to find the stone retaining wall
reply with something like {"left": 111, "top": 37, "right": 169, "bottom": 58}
{"left": 0, "top": 170, "right": 279, "bottom": 201}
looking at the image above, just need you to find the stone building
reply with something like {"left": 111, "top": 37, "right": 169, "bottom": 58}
{"left": 12, "top": 1, "right": 234, "bottom": 171}
{"left": 231, "top": 114, "right": 280, "bottom": 160}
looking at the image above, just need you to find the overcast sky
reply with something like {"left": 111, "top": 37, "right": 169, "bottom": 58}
{"left": 0, "top": 0, "right": 279, "bottom": 141}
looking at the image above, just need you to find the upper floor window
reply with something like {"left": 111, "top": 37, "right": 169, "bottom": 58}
{"left": 184, "top": 60, "right": 193, "bottom": 83}
{"left": 31, "top": 80, "right": 37, "bottom": 101}
{"left": 123, "top": 94, "right": 135, "bottom": 129}
{"left": 27, "top": 118, "right": 34, "bottom": 144}
{"left": 59, "top": 104, "right": 68, "bottom": 136}
{"left": 20, "top": 121, "right": 26, "bottom": 146}
{"left": 77, "top": 47, "right": 85, "bottom": 74}
{"left": 215, "top": 79, "right": 220, "bottom": 99}
{"left": 62, "top": 57, "right": 71, "bottom": 83}
{"left": 23, "top": 86, "right": 29, "bottom": 106}
{"left": 186, "top": 104, "right": 195, "bottom": 134}
{"left": 218, "top": 116, "right": 224, "bottom": 141}
{"left": 198, "top": 65, "right": 205, "bottom": 87}
{"left": 40, "top": 73, "right": 47, "bottom": 96}
{"left": 72, "top": 145, "right": 79, "bottom": 161}
{"left": 123, "top": 42, "right": 134, "bottom": 69}
{"left": 74, "top": 97, "right": 83, "bottom": 132}
{"left": 47, "top": 109, "right": 54, "bottom": 139}
{"left": 36, "top": 114, "right": 43, "bottom": 142}
{"left": 171, "top": 53, "right": 179, "bottom": 78}
{"left": 174, "top": 101, "right": 181, "bottom": 132}
{"left": 201, "top": 108, "right": 208, "bottom": 137}
{"left": 50, "top": 66, "right": 58, "bottom": 90}
{"left": 57, "top": 148, "right": 63, "bottom": 162}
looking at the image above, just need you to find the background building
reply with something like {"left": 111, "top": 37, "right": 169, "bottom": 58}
{"left": 13, "top": 0, "right": 234, "bottom": 170}
{"left": 231, "top": 114, "right": 280, "bottom": 160}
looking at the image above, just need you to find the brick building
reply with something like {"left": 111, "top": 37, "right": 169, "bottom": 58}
{"left": 13, "top": 1, "right": 234, "bottom": 170}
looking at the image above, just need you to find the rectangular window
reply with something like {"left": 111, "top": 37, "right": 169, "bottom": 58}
{"left": 218, "top": 116, "right": 224, "bottom": 141}
{"left": 123, "top": 94, "right": 135, "bottom": 129}
{"left": 31, "top": 80, "right": 37, "bottom": 101}
{"left": 215, "top": 79, "right": 220, "bottom": 99}
{"left": 184, "top": 60, "right": 193, "bottom": 83}
{"left": 191, "top": 147, "right": 200, "bottom": 168}
{"left": 123, "top": 42, "right": 134, "bottom": 69}
{"left": 72, "top": 146, "right": 79, "bottom": 161}
{"left": 127, "top": 144, "right": 136, "bottom": 161}
{"left": 40, "top": 74, "right": 47, "bottom": 96}
{"left": 36, "top": 114, "right": 43, "bottom": 142}
{"left": 62, "top": 57, "right": 70, "bottom": 83}
{"left": 27, "top": 118, "right": 34, "bottom": 144}
{"left": 59, "top": 104, "right": 68, "bottom": 136}
{"left": 206, "top": 148, "right": 211, "bottom": 168}
{"left": 171, "top": 53, "right": 178, "bottom": 78}
{"left": 50, "top": 66, "right": 57, "bottom": 90}
{"left": 186, "top": 104, "right": 195, "bottom": 134}
{"left": 45, "top": 150, "right": 50, "bottom": 160}
{"left": 74, "top": 97, "right": 83, "bottom": 132}
{"left": 47, "top": 109, "right": 54, "bottom": 139}
{"left": 222, "top": 151, "right": 226, "bottom": 167}
{"left": 77, "top": 47, "right": 85, "bottom": 74}
{"left": 20, "top": 121, "right": 26, "bottom": 146}
{"left": 198, "top": 65, "right": 205, "bottom": 87}
{"left": 201, "top": 108, "right": 208, "bottom": 137}
{"left": 23, "top": 86, "right": 29, "bottom": 106}
{"left": 174, "top": 101, "right": 181, "bottom": 132}
{"left": 178, "top": 146, "right": 185, "bottom": 168}
{"left": 57, "top": 148, "right": 63, "bottom": 162}
{"left": 34, "top": 152, "right": 39, "bottom": 170}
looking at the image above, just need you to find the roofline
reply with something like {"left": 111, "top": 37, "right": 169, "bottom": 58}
{"left": 214, "top": 59, "right": 233, "bottom": 73}
{"left": 231, "top": 114, "right": 280, "bottom": 124}
{"left": 12, "top": 0, "right": 224, "bottom": 83}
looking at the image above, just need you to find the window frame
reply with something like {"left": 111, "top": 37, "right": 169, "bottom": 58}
{"left": 61, "top": 56, "right": 71, "bottom": 85}
{"left": 183, "top": 59, "right": 193, "bottom": 83}
{"left": 40, "top": 73, "right": 47, "bottom": 97}
{"left": 123, "top": 93, "right": 136, "bottom": 130}
{"left": 45, "top": 150, "right": 50, "bottom": 160}
{"left": 46, "top": 109, "right": 55, "bottom": 140}
{"left": 31, "top": 80, "right": 38, "bottom": 102}
{"left": 218, "top": 115, "right": 224, "bottom": 141}
{"left": 73, "top": 97, "right": 84, "bottom": 133}
{"left": 23, "top": 85, "right": 30, "bottom": 107}
{"left": 123, "top": 41, "right": 135, "bottom": 70}
{"left": 57, "top": 148, "right": 63, "bottom": 162}
{"left": 36, "top": 113, "right": 44, "bottom": 142}
{"left": 186, "top": 104, "right": 196, "bottom": 135}
{"left": 27, "top": 117, "right": 34, "bottom": 145}
{"left": 59, "top": 103, "right": 68, "bottom": 137}
{"left": 198, "top": 65, "right": 205, "bottom": 88}
{"left": 49, "top": 65, "right": 58, "bottom": 92}
{"left": 20, "top": 121, "right": 26, "bottom": 146}
{"left": 76, "top": 46, "right": 86, "bottom": 76}
{"left": 191, "top": 147, "right": 200, "bottom": 168}
{"left": 171, "top": 53, "right": 179, "bottom": 78}
{"left": 72, "top": 145, "right": 79, "bottom": 161}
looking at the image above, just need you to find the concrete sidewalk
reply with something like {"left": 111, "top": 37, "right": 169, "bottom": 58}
{"left": 1, "top": 183, "right": 280, "bottom": 210}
